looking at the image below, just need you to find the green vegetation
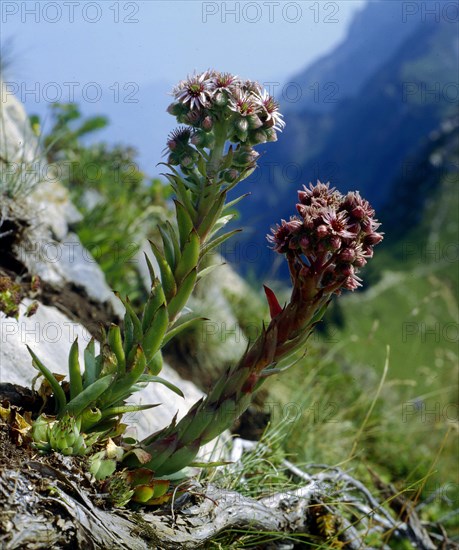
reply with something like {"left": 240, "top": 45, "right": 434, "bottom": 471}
{"left": 338, "top": 172, "right": 458, "bottom": 389}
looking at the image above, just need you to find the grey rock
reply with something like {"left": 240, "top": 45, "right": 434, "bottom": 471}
{"left": 31, "top": 178, "right": 83, "bottom": 241}
{"left": 0, "top": 81, "right": 37, "bottom": 164}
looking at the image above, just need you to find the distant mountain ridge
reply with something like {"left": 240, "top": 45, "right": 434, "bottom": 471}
{"left": 231, "top": 0, "right": 458, "bottom": 278}
{"left": 283, "top": 0, "right": 421, "bottom": 113}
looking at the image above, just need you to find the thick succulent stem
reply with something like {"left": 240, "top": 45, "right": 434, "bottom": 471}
{"left": 123, "top": 284, "right": 327, "bottom": 476}
{"left": 207, "top": 122, "right": 227, "bottom": 177}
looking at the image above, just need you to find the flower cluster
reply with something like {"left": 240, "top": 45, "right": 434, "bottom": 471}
{"left": 167, "top": 69, "right": 285, "bottom": 151}
{"left": 268, "top": 182, "right": 383, "bottom": 294}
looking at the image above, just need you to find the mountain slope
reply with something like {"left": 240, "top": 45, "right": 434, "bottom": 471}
{"left": 231, "top": 1, "right": 458, "bottom": 278}
{"left": 322, "top": 119, "right": 458, "bottom": 476}
{"left": 284, "top": 0, "right": 420, "bottom": 113}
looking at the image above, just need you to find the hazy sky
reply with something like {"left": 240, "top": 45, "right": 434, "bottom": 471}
{"left": 4, "top": 1, "right": 366, "bottom": 83}
{"left": 2, "top": 0, "right": 366, "bottom": 169}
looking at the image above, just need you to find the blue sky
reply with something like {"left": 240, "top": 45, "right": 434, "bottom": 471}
{"left": 2, "top": 0, "right": 366, "bottom": 171}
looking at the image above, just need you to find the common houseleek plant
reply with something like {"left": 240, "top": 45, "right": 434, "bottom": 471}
{"left": 28, "top": 70, "right": 382, "bottom": 504}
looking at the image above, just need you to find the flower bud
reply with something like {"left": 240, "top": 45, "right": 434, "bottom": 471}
{"left": 354, "top": 256, "right": 367, "bottom": 268}
{"left": 361, "top": 219, "right": 373, "bottom": 234}
{"left": 176, "top": 113, "right": 188, "bottom": 124}
{"left": 316, "top": 225, "right": 328, "bottom": 239}
{"left": 247, "top": 114, "right": 263, "bottom": 130}
{"left": 339, "top": 248, "right": 356, "bottom": 263}
{"left": 186, "top": 110, "right": 202, "bottom": 126}
{"left": 202, "top": 116, "right": 213, "bottom": 132}
{"left": 235, "top": 118, "right": 249, "bottom": 133}
{"left": 347, "top": 223, "right": 361, "bottom": 235}
{"left": 191, "top": 130, "right": 207, "bottom": 147}
{"left": 344, "top": 276, "right": 360, "bottom": 291}
{"left": 364, "top": 232, "right": 383, "bottom": 246}
{"left": 167, "top": 154, "right": 179, "bottom": 166}
{"left": 329, "top": 236, "right": 342, "bottom": 251}
{"left": 233, "top": 146, "right": 259, "bottom": 167}
{"left": 235, "top": 128, "right": 248, "bottom": 142}
{"left": 339, "top": 264, "right": 354, "bottom": 277}
{"left": 351, "top": 206, "right": 365, "bottom": 220}
{"left": 180, "top": 156, "right": 193, "bottom": 168}
{"left": 222, "top": 169, "right": 239, "bottom": 183}
{"left": 213, "top": 91, "right": 227, "bottom": 107}
{"left": 167, "top": 139, "right": 177, "bottom": 151}
{"left": 166, "top": 102, "right": 184, "bottom": 116}
{"left": 264, "top": 128, "right": 278, "bottom": 142}
{"left": 286, "top": 219, "right": 302, "bottom": 232}
{"left": 250, "top": 131, "right": 267, "bottom": 145}
{"left": 298, "top": 191, "right": 308, "bottom": 203}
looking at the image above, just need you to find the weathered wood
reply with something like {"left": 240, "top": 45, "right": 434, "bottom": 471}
{"left": 1, "top": 446, "right": 448, "bottom": 550}
{"left": 0, "top": 395, "right": 448, "bottom": 550}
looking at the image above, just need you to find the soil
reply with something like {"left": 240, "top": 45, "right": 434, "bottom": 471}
{"left": 38, "top": 280, "right": 120, "bottom": 339}
{"left": 0, "top": 263, "right": 119, "bottom": 340}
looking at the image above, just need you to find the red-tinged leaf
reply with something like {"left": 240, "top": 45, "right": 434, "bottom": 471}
{"left": 125, "top": 448, "right": 152, "bottom": 465}
{"left": 263, "top": 284, "right": 283, "bottom": 318}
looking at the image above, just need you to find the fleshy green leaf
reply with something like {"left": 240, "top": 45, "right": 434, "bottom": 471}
{"left": 223, "top": 193, "right": 250, "bottom": 212}
{"left": 27, "top": 346, "right": 67, "bottom": 413}
{"left": 68, "top": 338, "right": 83, "bottom": 400}
{"left": 162, "top": 313, "right": 207, "bottom": 346}
{"left": 62, "top": 375, "right": 114, "bottom": 418}
{"left": 142, "top": 278, "right": 166, "bottom": 332}
{"left": 159, "top": 225, "right": 176, "bottom": 269}
{"left": 174, "top": 199, "right": 193, "bottom": 249}
{"left": 137, "top": 374, "right": 185, "bottom": 398}
{"left": 142, "top": 305, "right": 168, "bottom": 361}
{"left": 201, "top": 229, "right": 241, "bottom": 258}
{"left": 167, "top": 268, "right": 197, "bottom": 321}
{"left": 174, "top": 229, "right": 200, "bottom": 284}
{"left": 108, "top": 324, "right": 126, "bottom": 375}
{"left": 83, "top": 338, "right": 97, "bottom": 388}
{"left": 149, "top": 240, "right": 177, "bottom": 300}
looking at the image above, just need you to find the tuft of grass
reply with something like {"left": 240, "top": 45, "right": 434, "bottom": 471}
{"left": 0, "top": 101, "right": 46, "bottom": 198}
{"left": 265, "top": 340, "right": 458, "bottom": 541}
